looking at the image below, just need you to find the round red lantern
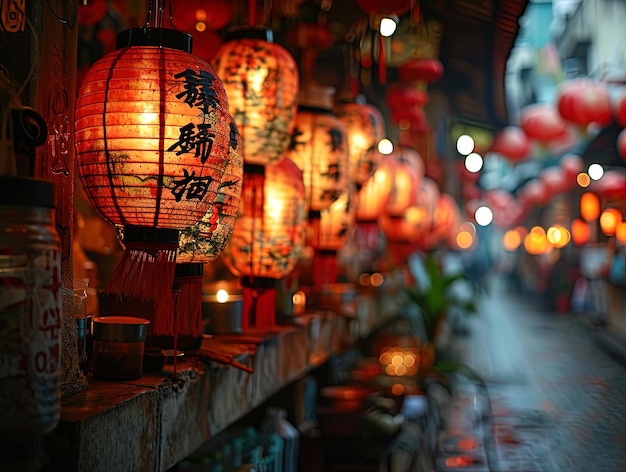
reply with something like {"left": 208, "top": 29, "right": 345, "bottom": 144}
{"left": 288, "top": 81, "right": 350, "bottom": 212}
{"left": 540, "top": 166, "right": 572, "bottom": 194}
{"left": 556, "top": 78, "right": 613, "bottom": 128}
{"left": 571, "top": 218, "right": 590, "bottom": 246}
{"left": 335, "top": 100, "right": 386, "bottom": 188}
{"left": 356, "top": 0, "right": 415, "bottom": 15}
{"left": 386, "top": 83, "right": 429, "bottom": 110}
{"left": 580, "top": 191, "right": 600, "bottom": 221}
{"left": 519, "top": 103, "right": 567, "bottom": 143}
{"left": 489, "top": 126, "right": 530, "bottom": 163}
{"left": 589, "top": 170, "right": 626, "bottom": 200}
{"left": 560, "top": 153, "right": 584, "bottom": 180}
{"left": 212, "top": 28, "right": 299, "bottom": 166}
{"left": 615, "top": 91, "right": 626, "bottom": 127}
{"left": 518, "top": 179, "right": 551, "bottom": 208}
{"left": 222, "top": 158, "right": 306, "bottom": 330}
{"left": 398, "top": 58, "right": 444, "bottom": 85}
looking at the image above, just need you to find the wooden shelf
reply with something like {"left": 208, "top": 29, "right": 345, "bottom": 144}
{"left": 42, "top": 292, "right": 401, "bottom": 471}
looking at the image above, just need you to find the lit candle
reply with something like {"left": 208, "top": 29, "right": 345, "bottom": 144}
{"left": 202, "top": 282, "right": 243, "bottom": 334}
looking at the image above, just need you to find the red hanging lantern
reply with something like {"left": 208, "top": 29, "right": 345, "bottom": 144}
{"left": 212, "top": 27, "right": 299, "bottom": 166}
{"left": 398, "top": 58, "right": 444, "bottom": 85}
{"left": 221, "top": 158, "right": 306, "bottom": 330}
{"left": 386, "top": 83, "right": 429, "bottom": 110}
{"left": 171, "top": 0, "right": 232, "bottom": 32}
{"left": 356, "top": 0, "right": 415, "bottom": 15}
{"left": 556, "top": 78, "right": 613, "bottom": 128}
{"left": 589, "top": 170, "right": 626, "bottom": 200}
{"left": 580, "top": 191, "right": 600, "bottom": 222}
{"left": 75, "top": 27, "right": 232, "bottom": 335}
{"left": 615, "top": 91, "right": 626, "bottom": 127}
{"left": 335, "top": 100, "right": 386, "bottom": 189}
{"left": 288, "top": 81, "right": 350, "bottom": 212}
{"left": 560, "top": 153, "right": 584, "bottom": 180}
{"left": 519, "top": 103, "right": 567, "bottom": 143}
{"left": 540, "top": 166, "right": 572, "bottom": 195}
{"left": 489, "top": 126, "right": 530, "bottom": 163}
{"left": 384, "top": 146, "right": 425, "bottom": 217}
{"left": 518, "top": 179, "right": 551, "bottom": 208}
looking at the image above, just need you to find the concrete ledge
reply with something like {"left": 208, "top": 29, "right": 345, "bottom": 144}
{"left": 41, "top": 293, "right": 398, "bottom": 471}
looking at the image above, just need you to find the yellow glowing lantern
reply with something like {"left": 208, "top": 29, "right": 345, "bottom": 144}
{"left": 455, "top": 221, "right": 477, "bottom": 250}
{"left": 306, "top": 191, "right": 356, "bottom": 287}
{"left": 571, "top": 218, "right": 590, "bottom": 246}
{"left": 580, "top": 192, "right": 600, "bottom": 221}
{"left": 287, "top": 81, "right": 350, "bottom": 212}
{"left": 385, "top": 146, "right": 425, "bottom": 217}
{"left": 600, "top": 208, "right": 622, "bottom": 236}
{"left": 221, "top": 158, "right": 306, "bottom": 330}
{"left": 524, "top": 226, "right": 549, "bottom": 255}
{"left": 212, "top": 27, "right": 299, "bottom": 166}
{"left": 546, "top": 225, "right": 571, "bottom": 248}
{"left": 503, "top": 228, "right": 522, "bottom": 251}
{"left": 335, "top": 100, "right": 386, "bottom": 188}
{"left": 75, "top": 27, "right": 232, "bottom": 335}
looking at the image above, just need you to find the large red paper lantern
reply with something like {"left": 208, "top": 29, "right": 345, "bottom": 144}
{"left": 75, "top": 28, "right": 232, "bottom": 334}
{"left": 398, "top": 58, "right": 444, "bottom": 85}
{"left": 519, "top": 103, "right": 567, "bottom": 143}
{"left": 589, "top": 170, "right": 626, "bottom": 200}
{"left": 489, "top": 126, "right": 530, "bottom": 163}
{"left": 212, "top": 28, "right": 299, "bottom": 166}
{"left": 288, "top": 81, "right": 350, "bottom": 212}
{"left": 556, "top": 78, "right": 613, "bottom": 128}
{"left": 335, "top": 100, "right": 386, "bottom": 188}
{"left": 222, "top": 158, "right": 306, "bottom": 330}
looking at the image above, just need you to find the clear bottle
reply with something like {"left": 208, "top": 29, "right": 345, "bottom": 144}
{"left": 259, "top": 408, "right": 299, "bottom": 472}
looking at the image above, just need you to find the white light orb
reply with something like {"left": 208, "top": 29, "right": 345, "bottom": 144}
{"left": 588, "top": 163, "right": 604, "bottom": 181}
{"left": 465, "top": 152, "right": 483, "bottom": 173}
{"left": 456, "top": 134, "right": 475, "bottom": 155}
{"left": 475, "top": 206, "right": 493, "bottom": 226}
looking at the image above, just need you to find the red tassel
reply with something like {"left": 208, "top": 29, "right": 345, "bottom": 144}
{"left": 172, "top": 275, "right": 204, "bottom": 336}
{"left": 378, "top": 35, "right": 386, "bottom": 85}
{"left": 242, "top": 282, "right": 276, "bottom": 331}
{"left": 313, "top": 250, "right": 339, "bottom": 288}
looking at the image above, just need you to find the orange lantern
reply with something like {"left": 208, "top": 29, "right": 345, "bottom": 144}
{"left": 571, "top": 218, "right": 590, "bottom": 246}
{"left": 580, "top": 192, "right": 600, "bottom": 221}
{"left": 212, "top": 27, "right": 299, "bottom": 166}
{"left": 616, "top": 221, "right": 626, "bottom": 244}
{"left": 75, "top": 27, "right": 232, "bottom": 334}
{"left": 288, "top": 81, "right": 350, "bottom": 213}
{"left": 221, "top": 158, "right": 306, "bottom": 330}
{"left": 172, "top": 119, "right": 244, "bottom": 335}
{"left": 335, "top": 100, "right": 386, "bottom": 189}
{"left": 600, "top": 208, "right": 622, "bottom": 236}
{"left": 307, "top": 191, "right": 356, "bottom": 287}
{"left": 384, "top": 146, "right": 425, "bottom": 217}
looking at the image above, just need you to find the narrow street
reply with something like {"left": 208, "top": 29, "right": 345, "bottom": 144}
{"left": 445, "top": 276, "right": 626, "bottom": 472}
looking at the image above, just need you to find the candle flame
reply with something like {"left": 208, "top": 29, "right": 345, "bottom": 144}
{"left": 216, "top": 289, "right": 229, "bottom": 303}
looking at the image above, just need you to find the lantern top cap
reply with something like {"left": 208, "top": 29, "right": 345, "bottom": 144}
{"left": 224, "top": 26, "right": 273, "bottom": 43}
{"left": 116, "top": 27, "right": 193, "bottom": 53}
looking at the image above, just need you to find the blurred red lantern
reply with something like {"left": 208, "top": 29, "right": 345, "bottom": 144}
{"left": 390, "top": 108, "right": 431, "bottom": 134}
{"left": 398, "top": 58, "right": 444, "bottom": 85}
{"left": 556, "top": 78, "right": 613, "bottom": 128}
{"left": 600, "top": 208, "right": 622, "bottom": 236}
{"left": 222, "top": 158, "right": 306, "bottom": 330}
{"left": 335, "top": 100, "right": 386, "bottom": 188}
{"left": 356, "top": 0, "right": 415, "bottom": 15}
{"left": 75, "top": 28, "right": 232, "bottom": 334}
{"left": 78, "top": 0, "right": 108, "bottom": 25}
{"left": 571, "top": 218, "right": 590, "bottom": 245}
{"left": 590, "top": 170, "right": 626, "bottom": 200}
{"left": 386, "top": 84, "right": 429, "bottom": 110}
{"left": 384, "top": 146, "right": 425, "bottom": 217}
{"left": 519, "top": 103, "right": 567, "bottom": 143}
{"left": 615, "top": 91, "right": 626, "bottom": 127}
{"left": 489, "top": 126, "right": 530, "bottom": 163}
{"left": 288, "top": 82, "right": 350, "bottom": 212}
{"left": 540, "top": 166, "right": 572, "bottom": 194}
{"left": 171, "top": 0, "right": 232, "bottom": 31}
{"left": 518, "top": 179, "right": 551, "bottom": 208}
{"left": 285, "top": 23, "right": 335, "bottom": 51}
{"left": 560, "top": 153, "right": 584, "bottom": 180}
{"left": 212, "top": 28, "right": 299, "bottom": 166}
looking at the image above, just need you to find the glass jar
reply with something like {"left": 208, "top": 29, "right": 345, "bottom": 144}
{"left": 0, "top": 176, "right": 62, "bottom": 440}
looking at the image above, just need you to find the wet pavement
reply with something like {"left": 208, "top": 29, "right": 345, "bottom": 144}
{"left": 441, "top": 277, "right": 626, "bottom": 472}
